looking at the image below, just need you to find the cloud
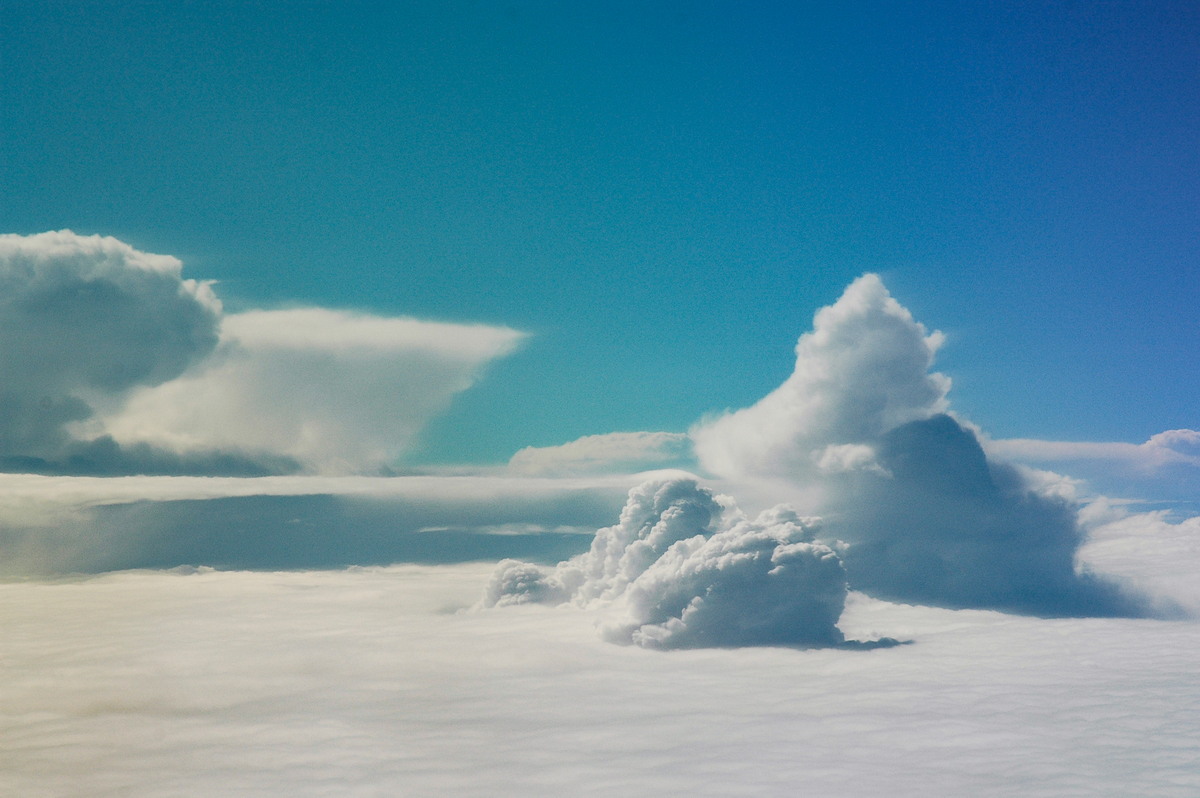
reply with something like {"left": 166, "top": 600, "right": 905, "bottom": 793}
{"left": 99, "top": 308, "right": 526, "bottom": 473}
{"left": 6, "top": 564, "right": 1200, "bottom": 798}
{"left": 0, "top": 232, "right": 525, "bottom": 475}
{"left": 0, "top": 471, "right": 659, "bottom": 576}
{"left": 482, "top": 477, "right": 854, "bottom": 649}
{"left": 692, "top": 273, "right": 949, "bottom": 484}
{"left": 986, "top": 429, "right": 1200, "bottom": 506}
{"left": 692, "top": 275, "right": 1154, "bottom": 618}
{"left": 508, "top": 431, "right": 694, "bottom": 475}
{"left": 0, "top": 231, "right": 221, "bottom": 464}
{"left": 832, "top": 413, "right": 1149, "bottom": 616}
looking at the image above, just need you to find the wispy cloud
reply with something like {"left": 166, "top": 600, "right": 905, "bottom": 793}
{"left": 507, "top": 431, "right": 693, "bottom": 475}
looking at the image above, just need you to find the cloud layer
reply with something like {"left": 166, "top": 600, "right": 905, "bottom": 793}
{"left": 5, "top": 564, "right": 1199, "bottom": 798}
{"left": 482, "top": 477, "right": 851, "bottom": 649}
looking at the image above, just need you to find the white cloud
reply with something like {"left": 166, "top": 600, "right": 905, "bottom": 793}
{"left": 692, "top": 273, "right": 949, "bottom": 483}
{"left": 987, "top": 429, "right": 1200, "bottom": 471}
{"left": 0, "top": 231, "right": 221, "bottom": 461}
{"left": 508, "top": 431, "right": 693, "bottom": 475}
{"left": 986, "top": 429, "right": 1200, "bottom": 506}
{"left": 3, "top": 564, "right": 1200, "bottom": 797}
{"left": 97, "top": 305, "right": 525, "bottom": 473}
{"left": 0, "top": 232, "right": 527, "bottom": 475}
{"left": 482, "top": 477, "right": 854, "bottom": 649}
{"left": 691, "top": 275, "right": 1152, "bottom": 617}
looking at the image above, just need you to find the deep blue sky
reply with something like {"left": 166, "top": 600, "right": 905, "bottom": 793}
{"left": 3, "top": 1, "right": 1197, "bottom": 463}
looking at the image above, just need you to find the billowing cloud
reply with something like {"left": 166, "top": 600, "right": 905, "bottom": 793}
{"left": 508, "top": 431, "right": 693, "bottom": 475}
{"left": 0, "top": 232, "right": 525, "bottom": 475}
{"left": 692, "top": 273, "right": 949, "bottom": 484}
{"left": 692, "top": 275, "right": 1154, "bottom": 618}
{"left": 100, "top": 308, "right": 525, "bottom": 473}
{"left": 482, "top": 477, "right": 854, "bottom": 649}
{"left": 0, "top": 231, "right": 221, "bottom": 464}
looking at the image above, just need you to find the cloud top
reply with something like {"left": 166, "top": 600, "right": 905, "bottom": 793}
{"left": 693, "top": 274, "right": 949, "bottom": 482}
{"left": 693, "top": 274, "right": 1156, "bottom": 618}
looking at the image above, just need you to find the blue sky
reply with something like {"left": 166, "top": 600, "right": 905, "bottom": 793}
{"left": 3, "top": 1, "right": 1197, "bottom": 466}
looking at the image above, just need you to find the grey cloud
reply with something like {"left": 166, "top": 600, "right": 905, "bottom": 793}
{"left": 483, "top": 478, "right": 860, "bottom": 649}
{"left": 830, "top": 414, "right": 1153, "bottom": 617}
{"left": 0, "top": 231, "right": 221, "bottom": 468}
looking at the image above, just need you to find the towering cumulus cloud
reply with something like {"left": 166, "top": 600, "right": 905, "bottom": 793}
{"left": 694, "top": 275, "right": 1151, "bottom": 618}
{"left": 693, "top": 274, "right": 949, "bottom": 483}
{"left": 481, "top": 478, "right": 850, "bottom": 649}
{"left": 0, "top": 231, "right": 525, "bottom": 475}
{"left": 0, "top": 231, "right": 221, "bottom": 469}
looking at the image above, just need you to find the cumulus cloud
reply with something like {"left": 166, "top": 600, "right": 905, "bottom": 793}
{"left": 508, "top": 431, "right": 693, "bottom": 475}
{"left": 481, "top": 477, "right": 854, "bottom": 649}
{"left": 692, "top": 273, "right": 949, "bottom": 483}
{"left": 99, "top": 308, "right": 525, "bottom": 473}
{"left": 692, "top": 275, "right": 1153, "bottom": 618}
{"left": 0, "top": 231, "right": 525, "bottom": 475}
{"left": 0, "top": 231, "right": 221, "bottom": 466}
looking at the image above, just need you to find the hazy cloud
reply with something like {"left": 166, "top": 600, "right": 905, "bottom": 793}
{"left": 0, "top": 472, "right": 650, "bottom": 576}
{"left": 508, "top": 431, "right": 693, "bottom": 475}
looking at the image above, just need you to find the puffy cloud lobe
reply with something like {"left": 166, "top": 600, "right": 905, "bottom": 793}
{"left": 0, "top": 231, "right": 221, "bottom": 460}
{"left": 482, "top": 478, "right": 849, "bottom": 649}
{"left": 99, "top": 305, "right": 526, "bottom": 473}
{"left": 692, "top": 274, "right": 949, "bottom": 482}
{"left": 601, "top": 508, "right": 846, "bottom": 649}
{"left": 694, "top": 275, "right": 1155, "bottom": 618}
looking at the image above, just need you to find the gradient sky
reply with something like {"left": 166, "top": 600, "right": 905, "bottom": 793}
{"left": 3, "top": 0, "right": 1197, "bottom": 465}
